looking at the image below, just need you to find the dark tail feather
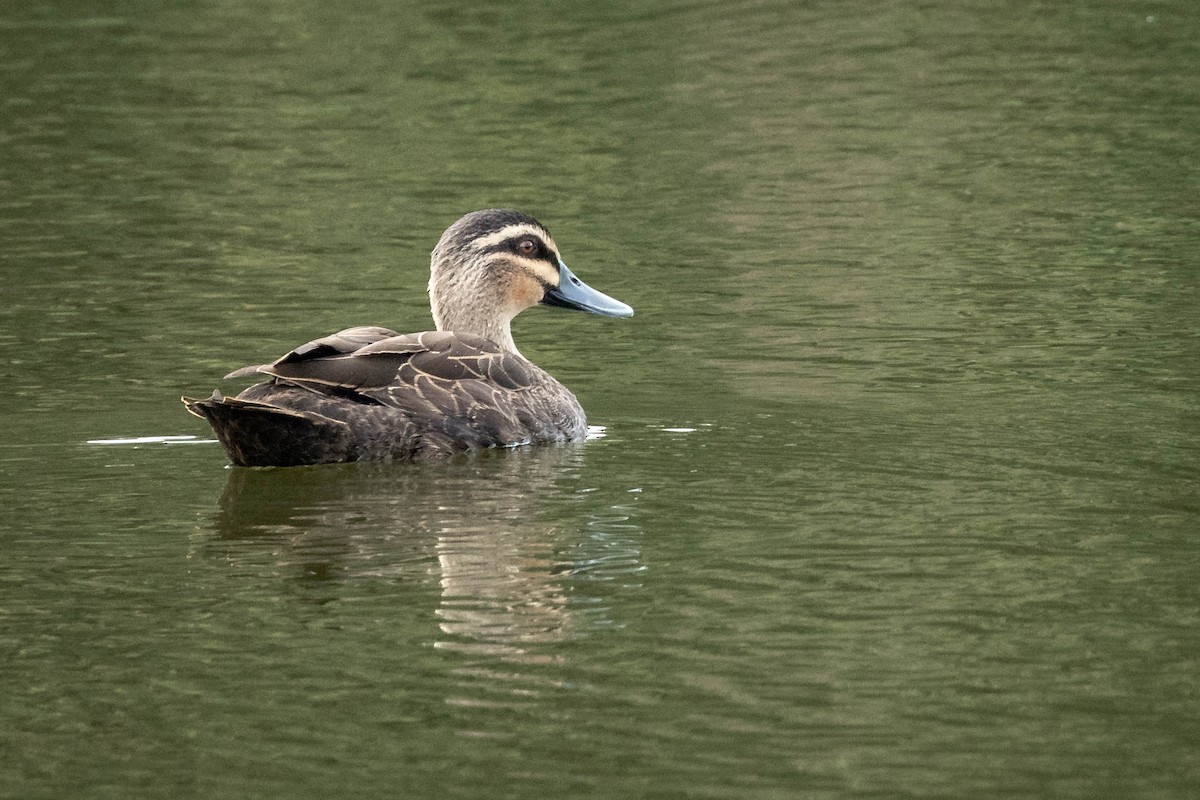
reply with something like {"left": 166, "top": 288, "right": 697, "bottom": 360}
{"left": 182, "top": 391, "right": 355, "bottom": 467}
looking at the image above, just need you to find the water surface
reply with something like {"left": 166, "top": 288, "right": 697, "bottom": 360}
{"left": 2, "top": 1, "right": 1198, "bottom": 798}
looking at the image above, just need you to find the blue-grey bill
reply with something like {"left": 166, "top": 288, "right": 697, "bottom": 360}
{"left": 541, "top": 260, "right": 634, "bottom": 317}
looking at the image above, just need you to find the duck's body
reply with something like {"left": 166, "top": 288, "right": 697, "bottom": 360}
{"left": 184, "top": 210, "right": 632, "bottom": 467}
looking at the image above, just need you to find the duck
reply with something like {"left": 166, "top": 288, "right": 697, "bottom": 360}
{"left": 183, "top": 209, "right": 633, "bottom": 467}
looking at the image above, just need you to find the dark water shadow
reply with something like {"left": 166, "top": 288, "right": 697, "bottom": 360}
{"left": 198, "top": 441, "right": 643, "bottom": 659}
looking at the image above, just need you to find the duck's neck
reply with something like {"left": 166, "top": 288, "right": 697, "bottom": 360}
{"left": 430, "top": 298, "right": 520, "bottom": 355}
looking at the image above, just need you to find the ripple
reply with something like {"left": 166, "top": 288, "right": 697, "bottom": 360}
{"left": 86, "top": 434, "right": 217, "bottom": 446}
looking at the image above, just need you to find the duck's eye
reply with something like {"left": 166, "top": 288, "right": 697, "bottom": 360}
{"left": 516, "top": 239, "right": 537, "bottom": 256}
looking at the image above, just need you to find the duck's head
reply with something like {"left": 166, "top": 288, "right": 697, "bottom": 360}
{"left": 429, "top": 209, "right": 633, "bottom": 354}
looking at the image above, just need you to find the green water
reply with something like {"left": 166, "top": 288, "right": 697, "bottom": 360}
{"left": 2, "top": 1, "right": 1198, "bottom": 797}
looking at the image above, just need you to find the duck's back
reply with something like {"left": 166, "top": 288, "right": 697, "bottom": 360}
{"left": 184, "top": 327, "right": 586, "bottom": 466}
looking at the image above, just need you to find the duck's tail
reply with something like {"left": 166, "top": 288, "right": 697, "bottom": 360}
{"left": 182, "top": 391, "right": 356, "bottom": 467}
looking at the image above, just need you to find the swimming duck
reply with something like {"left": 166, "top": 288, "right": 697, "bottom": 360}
{"left": 183, "top": 209, "right": 633, "bottom": 467}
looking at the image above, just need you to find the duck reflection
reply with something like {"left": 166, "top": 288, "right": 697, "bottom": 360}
{"left": 202, "top": 441, "right": 642, "bottom": 660}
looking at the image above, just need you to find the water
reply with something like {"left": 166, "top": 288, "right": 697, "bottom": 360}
{"left": 2, "top": 1, "right": 1198, "bottom": 797}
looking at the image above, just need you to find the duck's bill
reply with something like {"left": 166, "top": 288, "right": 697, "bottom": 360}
{"left": 541, "top": 260, "right": 634, "bottom": 317}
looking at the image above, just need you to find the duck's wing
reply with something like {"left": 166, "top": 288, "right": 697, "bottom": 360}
{"left": 224, "top": 326, "right": 401, "bottom": 379}
{"left": 258, "top": 331, "right": 549, "bottom": 431}
{"left": 256, "top": 330, "right": 535, "bottom": 395}
{"left": 246, "top": 330, "right": 552, "bottom": 443}
{"left": 207, "top": 329, "right": 580, "bottom": 457}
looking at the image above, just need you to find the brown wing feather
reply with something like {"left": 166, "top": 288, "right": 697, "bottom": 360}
{"left": 254, "top": 330, "right": 534, "bottom": 395}
{"left": 276, "top": 326, "right": 402, "bottom": 365}
{"left": 224, "top": 326, "right": 401, "bottom": 379}
{"left": 356, "top": 331, "right": 535, "bottom": 388}
{"left": 216, "top": 328, "right": 583, "bottom": 459}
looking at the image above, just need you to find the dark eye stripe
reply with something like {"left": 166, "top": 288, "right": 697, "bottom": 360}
{"left": 478, "top": 237, "right": 555, "bottom": 260}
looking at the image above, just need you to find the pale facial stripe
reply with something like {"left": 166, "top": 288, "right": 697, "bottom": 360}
{"left": 503, "top": 254, "right": 561, "bottom": 286}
